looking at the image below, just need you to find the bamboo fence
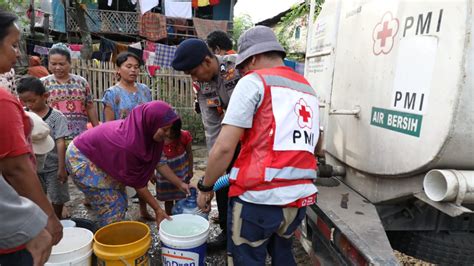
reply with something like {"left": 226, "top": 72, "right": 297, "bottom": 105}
{"left": 71, "top": 60, "right": 205, "bottom": 143}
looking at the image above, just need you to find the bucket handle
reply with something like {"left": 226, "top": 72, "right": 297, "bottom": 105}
{"left": 119, "top": 256, "right": 132, "bottom": 266}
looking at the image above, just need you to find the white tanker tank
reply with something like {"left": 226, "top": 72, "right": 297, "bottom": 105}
{"left": 298, "top": 0, "right": 474, "bottom": 264}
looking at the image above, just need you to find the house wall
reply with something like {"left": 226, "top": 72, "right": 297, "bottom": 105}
{"left": 284, "top": 14, "right": 308, "bottom": 54}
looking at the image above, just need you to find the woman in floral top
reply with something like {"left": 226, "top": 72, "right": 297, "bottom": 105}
{"left": 102, "top": 51, "right": 153, "bottom": 220}
{"left": 102, "top": 52, "right": 152, "bottom": 121}
{"left": 41, "top": 43, "right": 99, "bottom": 140}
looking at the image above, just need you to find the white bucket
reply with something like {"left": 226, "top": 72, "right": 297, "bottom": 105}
{"left": 46, "top": 227, "right": 94, "bottom": 266}
{"left": 159, "top": 214, "right": 210, "bottom": 266}
{"left": 60, "top": 219, "right": 76, "bottom": 228}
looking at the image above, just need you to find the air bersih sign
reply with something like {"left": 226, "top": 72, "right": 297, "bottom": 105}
{"left": 371, "top": 107, "right": 422, "bottom": 137}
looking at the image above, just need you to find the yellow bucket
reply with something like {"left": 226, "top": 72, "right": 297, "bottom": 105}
{"left": 93, "top": 221, "right": 151, "bottom": 266}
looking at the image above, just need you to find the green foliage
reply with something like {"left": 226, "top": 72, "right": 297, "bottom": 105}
{"left": 275, "top": 0, "right": 324, "bottom": 60}
{"left": 0, "top": 0, "right": 26, "bottom": 11}
{"left": 232, "top": 14, "right": 253, "bottom": 49}
{"left": 155, "top": 79, "right": 205, "bottom": 145}
{"left": 178, "top": 109, "right": 205, "bottom": 145}
{"left": 0, "top": 0, "right": 30, "bottom": 29}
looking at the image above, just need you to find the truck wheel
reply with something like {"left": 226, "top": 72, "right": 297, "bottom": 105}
{"left": 387, "top": 231, "right": 474, "bottom": 265}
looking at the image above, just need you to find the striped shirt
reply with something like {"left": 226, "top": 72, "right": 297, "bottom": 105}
{"left": 40, "top": 107, "right": 70, "bottom": 173}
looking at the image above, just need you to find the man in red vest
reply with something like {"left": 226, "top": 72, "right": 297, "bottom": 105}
{"left": 197, "top": 26, "right": 320, "bottom": 265}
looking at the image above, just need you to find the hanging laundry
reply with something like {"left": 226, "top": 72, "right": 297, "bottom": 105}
{"left": 52, "top": 0, "right": 66, "bottom": 32}
{"left": 147, "top": 65, "right": 161, "bottom": 76}
{"left": 139, "top": 0, "right": 159, "bottom": 14}
{"left": 164, "top": 0, "right": 192, "bottom": 19}
{"left": 70, "top": 51, "right": 81, "bottom": 60}
{"left": 154, "top": 43, "right": 176, "bottom": 68}
{"left": 108, "top": 0, "right": 113, "bottom": 7}
{"left": 69, "top": 44, "right": 83, "bottom": 52}
{"left": 92, "top": 43, "right": 100, "bottom": 52}
{"left": 192, "top": 0, "right": 218, "bottom": 7}
{"left": 91, "top": 51, "right": 112, "bottom": 62}
{"left": 100, "top": 38, "right": 116, "bottom": 53}
{"left": 198, "top": 0, "right": 209, "bottom": 6}
{"left": 99, "top": 38, "right": 116, "bottom": 62}
{"left": 112, "top": 43, "right": 129, "bottom": 62}
{"left": 139, "top": 12, "right": 167, "bottom": 41}
{"left": 33, "top": 45, "right": 50, "bottom": 55}
{"left": 144, "top": 51, "right": 157, "bottom": 66}
{"left": 129, "top": 42, "right": 142, "bottom": 50}
{"left": 143, "top": 50, "right": 151, "bottom": 62}
{"left": 128, "top": 46, "right": 144, "bottom": 61}
{"left": 192, "top": 17, "right": 228, "bottom": 39}
{"left": 145, "top": 41, "right": 156, "bottom": 52}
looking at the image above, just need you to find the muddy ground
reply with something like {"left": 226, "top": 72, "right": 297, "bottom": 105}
{"left": 64, "top": 145, "right": 429, "bottom": 265}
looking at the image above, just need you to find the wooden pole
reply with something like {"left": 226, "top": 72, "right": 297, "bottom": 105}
{"left": 64, "top": 0, "right": 71, "bottom": 42}
{"left": 30, "top": 0, "right": 36, "bottom": 37}
{"left": 44, "top": 13, "right": 50, "bottom": 42}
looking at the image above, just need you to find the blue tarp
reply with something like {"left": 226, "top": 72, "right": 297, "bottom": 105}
{"left": 52, "top": 0, "right": 66, "bottom": 33}
{"left": 284, "top": 59, "right": 305, "bottom": 75}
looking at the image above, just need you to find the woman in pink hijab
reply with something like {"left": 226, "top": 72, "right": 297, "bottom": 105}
{"left": 65, "top": 101, "right": 189, "bottom": 227}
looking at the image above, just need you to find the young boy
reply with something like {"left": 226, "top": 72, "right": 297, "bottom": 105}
{"left": 17, "top": 76, "right": 70, "bottom": 219}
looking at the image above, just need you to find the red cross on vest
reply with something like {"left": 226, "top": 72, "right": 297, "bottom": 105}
{"left": 299, "top": 105, "right": 311, "bottom": 122}
{"left": 377, "top": 21, "right": 393, "bottom": 47}
{"left": 294, "top": 98, "right": 313, "bottom": 129}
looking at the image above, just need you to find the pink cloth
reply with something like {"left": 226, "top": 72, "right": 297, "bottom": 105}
{"left": 143, "top": 50, "right": 151, "bottom": 61}
{"left": 69, "top": 44, "right": 83, "bottom": 52}
{"left": 74, "top": 101, "right": 178, "bottom": 188}
{"left": 145, "top": 41, "right": 156, "bottom": 52}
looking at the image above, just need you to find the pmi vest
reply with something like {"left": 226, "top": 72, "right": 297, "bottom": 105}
{"left": 229, "top": 66, "right": 319, "bottom": 201}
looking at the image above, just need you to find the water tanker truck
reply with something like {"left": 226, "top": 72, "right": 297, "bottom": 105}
{"left": 299, "top": 0, "right": 474, "bottom": 264}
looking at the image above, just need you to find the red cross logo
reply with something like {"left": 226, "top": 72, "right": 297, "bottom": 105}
{"left": 294, "top": 98, "right": 313, "bottom": 129}
{"left": 377, "top": 21, "right": 392, "bottom": 47}
{"left": 299, "top": 105, "right": 311, "bottom": 122}
{"left": 373, "top": 12, "right": 399, "bottom": 55}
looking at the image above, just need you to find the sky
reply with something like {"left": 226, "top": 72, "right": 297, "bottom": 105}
{"left": 234, "top": 0, "right": 303, "bottom": 24}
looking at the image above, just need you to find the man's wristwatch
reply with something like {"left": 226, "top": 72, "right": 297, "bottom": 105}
{"left": 197, "top": 176, "right": 214, "bottom": 192}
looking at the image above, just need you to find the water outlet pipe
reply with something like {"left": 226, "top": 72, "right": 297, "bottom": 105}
{"left": 423, "top": 169, "right": 474, "bottom": 204}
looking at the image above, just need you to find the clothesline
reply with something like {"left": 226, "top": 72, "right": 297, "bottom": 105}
{"left": 26, "top": 36, "right": 178, "bottom": 76}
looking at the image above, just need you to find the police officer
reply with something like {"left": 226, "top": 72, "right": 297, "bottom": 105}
{"left": 172, "top": 38, "right": 240, "bottom": 250}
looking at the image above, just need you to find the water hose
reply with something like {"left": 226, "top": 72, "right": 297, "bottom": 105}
{"left": 213, "top": 173, "right": 230, "bottom": 191}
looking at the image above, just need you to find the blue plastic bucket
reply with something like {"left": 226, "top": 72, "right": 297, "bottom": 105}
{"left": 159, "top": 214, "right": 210, "bottom": 266}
